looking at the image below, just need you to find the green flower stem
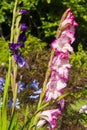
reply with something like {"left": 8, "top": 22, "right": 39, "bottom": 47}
{"left": 10, "top": 0, "right": 18, "bottom": 43}
{"left": 37, "top": 49, "right": 55, "bottom": 109}
{"left": 10, "top": 0, "right": 18, "bottom": 109}
{"left": 10, "top": 0, "right": 21, "bottom": 109}
{"left": 36, "top": 93, "right": 68, "bottom": 115}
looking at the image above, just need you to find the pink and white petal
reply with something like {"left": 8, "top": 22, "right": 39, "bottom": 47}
{"left": 39, "top": 109, "right": 61, "bottom": 129}
{"left": 37, "top": 119, "right": 46, "bottom": 128}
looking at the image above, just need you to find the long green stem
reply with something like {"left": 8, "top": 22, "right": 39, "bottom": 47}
{"left": 1, "top": 56, "right": 12, "bottom": 130}
{"left": 1, "top": 0, "right": 18, "bottom": 128}
{"left": 10, "top": 0, "right": 18, "bottom": 43}
{"left": 37, "top": 50, "right": 55, "bottom": 109}
{"left": 10, "top": 0, "right": 19, "bottom": 111}
{"left": 10, "top": 0, "right": 22, "bottom": 108}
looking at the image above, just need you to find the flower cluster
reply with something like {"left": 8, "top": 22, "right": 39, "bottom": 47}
{"left": 29, "top": 80, "right": 42, "bottom": 99}
{"left": 46, "top": 8, "right": 78, "bottom": 103}
{"left": 37, "top": 8, "right": 78, "bottom": 130}
{"left": 0, "top": 76, "right": 41, "bottom": 109}
{"left": 9, "top": 3, "right": 28, "bottom": 67}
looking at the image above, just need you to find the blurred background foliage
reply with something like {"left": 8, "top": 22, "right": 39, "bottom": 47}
{"left": 0, "top": 0, "right": 87, "bottom": 46}
{"left": 0, "top": 0, "right": 87, "bottom": 63}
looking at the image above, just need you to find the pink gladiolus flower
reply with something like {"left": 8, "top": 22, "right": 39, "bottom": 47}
{"left": 45, "top": 78, "right": 66, "bottom": 101}
{"left": 42, "top": 9, "right": 78, "bottom": 130}
{"left": 51, "top": 53, "right": 71, "bottom": 70}
{"left": 46, "top": 88, "right": 62, "bottom": 102}
{"left": 51, "top": 53, "right": 71, "bottom": 81}
{"left": 37, "top": 109, "right": 61, "bottom": 130}
{"left": 46, "top": 77, "right": 67, "bottom": 91}
{"left": 62, "top": 31, "right": 75, "bottom": 44}
{"left": 61, "top": 9, "right": 78, "bottom": 31}
{"left": 51, "top": 36, "right": 73, "bottom": 53}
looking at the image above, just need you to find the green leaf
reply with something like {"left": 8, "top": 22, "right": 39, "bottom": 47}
{"left": 70, "top": 99, "right": 87, "bottom": 112}
{"left": 47, "top": 0, "right": 51, "bottom": 4}
{"left": 8, "top": 111, "right": 18, "bottom": 130}
{"left": 1, "top": 56, "right": 12, "bottom": 130}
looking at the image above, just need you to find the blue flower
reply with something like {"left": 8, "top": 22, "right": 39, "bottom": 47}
{"left": 0, "top": 77, "right": 5, "bottom": 91}
{"left": 0, "top": 77, "right": 5, "bottom": 85}
{"left": 8, "top": 98, "right": 20, "bottom": 109}
{"left": 18, "top": 81, "right": 25, "bottom": 93}
{"left": 15, "top": 98, "right": 20, "bottom": 109}
{"left": 33, "top": 88, "right": 42, "bottom": 95}
{"left": 14, "top": 54, "right": 27, "bottom": 67}
{"left": 30, "top": 80, "right": 39, "bottom": 90}
{"left": 8, "top": 100, "right": 13, "bottom": 107}
{"left": 29, "top": 95, "right": 39, "bottom": 99}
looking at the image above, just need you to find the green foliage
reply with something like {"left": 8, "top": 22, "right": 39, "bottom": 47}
{"left": 70, "top": 43, "right": 87, "bottom": 70}
{"left": 63, "top": 0, "right": 87, "bottom": 22}
{"left": 1, "top": 56, "right": 11, "bottom": 130}
{"left": 0, "top": 38, "right": 9, "bottom": 65}
{"left": 23, "top": 35, "right": 47, "bottom": 55}
{"left": 0, "top": 0, "right": 87, "bottom": 48}
{"left": 67, "top": 99, "right": 87, "bottom": 128}
{"left": 0, "top": 36, "right": 47, "bottom": 65}
{"left": 69, "top": 99, "right": 87, "bottom": 112}
{"left": 0, "top": 0, "right": 14, "bottom": 24}
{"left": 46, "top": 0, "right": 51, "bottom": 4}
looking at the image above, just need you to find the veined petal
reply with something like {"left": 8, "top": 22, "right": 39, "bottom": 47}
{"left": 37, "top": 109, "right": 61, "bottom": 129}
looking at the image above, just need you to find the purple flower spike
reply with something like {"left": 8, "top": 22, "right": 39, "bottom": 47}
{"left": 18, "top": 32, "right": 26, "bottom": 43}
{"left": 21, "top": 23, "right": 28, "bottom": 31}
{"left": 9, "top": 43, "right": 21, "bottom": 51}
{"left": 14, "top": 54, "right": 27, "bottom": 67}
{"left": 20, "top": 9, "right": 27, "bottom": 14}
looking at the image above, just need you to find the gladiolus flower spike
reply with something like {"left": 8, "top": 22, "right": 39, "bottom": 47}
{"left": 46, "top": 8, "right": 78, "bottom": 102}
{"left": 9, "top": 5, "right": 28, "bottom": 67}
{"left": 37, "top": 8, "right": 78, "bottom": 130}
